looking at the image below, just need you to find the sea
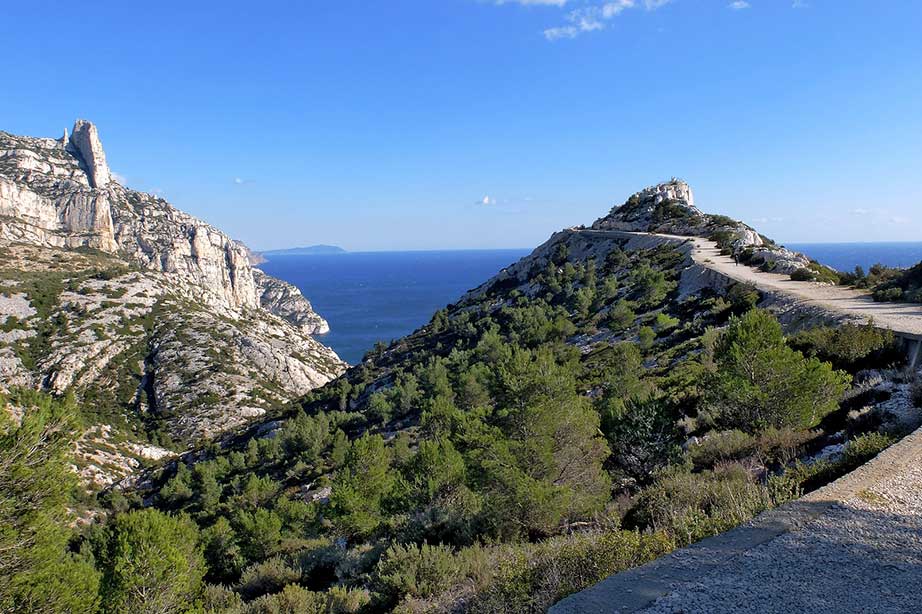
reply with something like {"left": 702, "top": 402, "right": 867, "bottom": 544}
{"left": 260, "top": 249, "right": 530, "bottom": 364}
{"left": 261, "top": 242, "right": 922, "bottom": 365}
{"left": 787, "top": 242, "right": 922, "bottom": 274}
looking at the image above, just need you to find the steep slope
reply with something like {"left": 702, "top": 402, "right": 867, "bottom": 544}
{"left": 0, "top": 122, "right": 345, "bottom": 486}
{"left": 125, "top": 182, "right": 915, "bottom": 612}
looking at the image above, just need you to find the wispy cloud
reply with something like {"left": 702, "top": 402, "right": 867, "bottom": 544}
{"left": 542, "top": 0, "right": 672, "bottom": 41}
{"left": 111, "top": 171, "right": 128, "bottom": 185}
{"left": 478, "top": 195, "right": 497, "bottom": 206}
{"left": 233, "top": 177, "right": 255, "bottom": 186}
{"left": 728, "top": 1, "right": 750, "bottom": 9}
{"left": 494, "top": 0, "right": 568, "bottom": 5}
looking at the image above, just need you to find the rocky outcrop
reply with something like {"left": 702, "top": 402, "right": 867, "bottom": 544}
{"left": 68, "top": 119, "right": 111, "bottom": 188}
{"left": 592, "top": 179, "right": 704, "bottom": 235}
{"left": 593, "top": 180, "right": 815, "bottom": 276}
{"left": 253, "top": 269, "right": 330, "bottom": 335}
{"left": 0, "top": 121, "right": 328, "bottom": 319}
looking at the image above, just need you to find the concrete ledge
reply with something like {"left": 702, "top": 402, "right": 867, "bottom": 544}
{"left": 551, "top": 425, "right": 922, "bottom": 614}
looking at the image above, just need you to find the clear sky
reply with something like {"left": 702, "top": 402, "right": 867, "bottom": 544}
{"left": 2, "top": 1, "right": 920, "bottom": 251}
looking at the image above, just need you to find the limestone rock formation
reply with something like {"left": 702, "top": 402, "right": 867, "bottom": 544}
{"left": 68, "top": 119, "right": 111, "bottom": 188}
{"left": 254, "top": 269, "right": 331, "bottom": 334}
{"left": 0, "top": 121, "right": 330, "bottom": 315}
{"left": 0, "top": 122, "right": 346, "bottom": 486}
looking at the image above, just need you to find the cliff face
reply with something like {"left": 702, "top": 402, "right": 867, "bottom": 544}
{"left": 0, "top": 124, "right": 257, "bottom": 309}
{"left": 0, "top": 122, "right": 343, "bottom": 486}
{"left": 0, "top": 121, "right": 331, "bottom": 326}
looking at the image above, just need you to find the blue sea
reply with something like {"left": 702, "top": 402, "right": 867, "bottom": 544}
{"left": 786, "top": 242, "right": 922, "bottom": 274}
{"left": 260, "top": 250, "right": 530, "bottom": 364}
{"left": 263, "top": 243, "right": 922, "bottom": 365}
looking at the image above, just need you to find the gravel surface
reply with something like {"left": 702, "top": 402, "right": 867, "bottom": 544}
{"left": 638, "top": 451, "right": 922, "bottom": 614}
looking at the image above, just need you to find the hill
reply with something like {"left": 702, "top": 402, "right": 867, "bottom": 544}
{"left": 262, "top": 244, "right": 348, "bottom": 256}
{"left": 2, "top": 177, "right": 917, "bottom": 613}
{"left": 107, "top": 181, "right": 916, "bottom": 612}
{"left": 0, "top": 121, "right": 345, "bottom": 487}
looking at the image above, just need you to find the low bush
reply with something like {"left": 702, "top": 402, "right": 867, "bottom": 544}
{"left": 375, "top": 543, "right": 461, "bottom": 601}
{"left": 756, "top": 427, "right": 814, "bottom": 467}
{"left": 626, "top": 463, "right": 775, "bottom": 547}
{"left": 236, "top": 557, "right": 302, "bottom": 600}
{"left": 808, "top": 262, "right": 840, "bottom": 285}
{"left": 791, "top": 268, "right": 816, "bottom": 282}
{"left": 874, "top": 287, "right": 904, "bottom": 302}
{"left": 841, "top": 432, "right": 894, "bottom": 468}
{"left": 687, "top": 430, "right": 757, "bottom": 471}
{"left": 388, "top": 530, "right": 672, "bottom": 613}
{"left": 461, "top": 531, "right": 672, "bottom": 614}
{"left": 244, "top": 584, "right": 327, "bottom": 614}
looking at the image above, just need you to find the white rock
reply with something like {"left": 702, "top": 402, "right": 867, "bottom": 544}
{"left": 68, "top": 119, "right": 111, "bottom": 188}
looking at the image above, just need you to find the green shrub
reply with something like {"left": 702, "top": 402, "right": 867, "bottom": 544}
{"left": 244, "top": 584, "right": 327, "bottom": 614}
{"left": 789, "top": 323, "right": 901, "bottom": 372}
{"left": 607, "top": 300, "right": 636, "bottom": 331}
{"left": 726, "top": 283, "right": 759, "bottom": 313}
{"left": 766, "top": 460, "right": 831, "bottom": 502}
{"left": 202, "top": 583, "right": 245, "bottom": 613}
{"left": 375, "top": 543, "right": 461, "bottom": 601}
{"left": 912, "top": 374, "right": 922, "bottom": 408}
{"left": 654, "top": 312, "right": 679, "bottom": 333}
{"left": 874, "top": 287, "right": 904, "bottom": 302}
{"left": 808, "top": 262, "right": 840, "bottom": 285}
{"left": 842, "top": 432, "right": 894, "bottom": 468}
{"left": 627, "top": 463, "right": 775, "bottom": 547}
{"left": 706, "top": 310, "right": 850, "bottom": 432}
{"left": 755, "top": 427, "right": 814, "bottom": 466}
{"left": 237, "top": 557, "right": 302, "bottom": 600}
{"left": 638, "top": 326, "right": 655, "bottom": 350}
{"left": 687, "top": 430, "right": 757, "bottom": 470}
{"left": 768, "top": 432, "right": 895, "bottom": 500}
{"left": 463, "top": 531, "right": 672, "bottom": 614}
{"left": 791, "top": 268, "right": 816, "bottom": 282}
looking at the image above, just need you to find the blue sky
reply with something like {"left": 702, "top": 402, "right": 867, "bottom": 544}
{"left": 2, "top": 1, "right": 920, "bottom": 250}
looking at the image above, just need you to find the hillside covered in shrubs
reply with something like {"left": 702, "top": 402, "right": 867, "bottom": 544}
{"left": 3, "top": 194, "right": 919, "bottom": 613}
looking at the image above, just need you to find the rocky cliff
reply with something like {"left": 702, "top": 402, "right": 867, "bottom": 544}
{"left": 0, "top": 121, "right": 344, "bottom": 486}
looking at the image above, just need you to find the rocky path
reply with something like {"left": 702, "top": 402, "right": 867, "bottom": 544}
{"left": 583, "top": 230, "right": 922, "bottom": 337}
{"left": 552, "top": 426, "right": 922, "bottom": 614}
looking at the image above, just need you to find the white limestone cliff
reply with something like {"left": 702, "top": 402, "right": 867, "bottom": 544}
{"left": 68, "top": 119, "right": 111, "bottom": 188}
{"left": 0, "top": 122, "right": 330, "bottom": 318}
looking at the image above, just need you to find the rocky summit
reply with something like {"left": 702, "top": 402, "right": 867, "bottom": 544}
{"left": 0, "top": 121, "right": 345, "bottom": 487}
{"left": 592, "top": 179, "right": 813, "bottom": 275}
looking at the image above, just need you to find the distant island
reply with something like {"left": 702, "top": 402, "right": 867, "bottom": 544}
{"left": 261, "top": 244, "right": 348, "bottom": 256}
